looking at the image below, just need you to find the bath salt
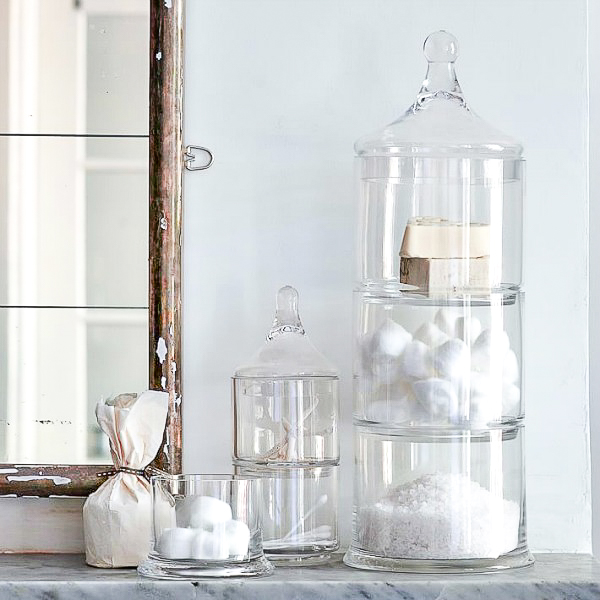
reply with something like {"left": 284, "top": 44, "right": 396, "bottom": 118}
{"left": 358, "top": 472, "right": 520, "bottom": 559}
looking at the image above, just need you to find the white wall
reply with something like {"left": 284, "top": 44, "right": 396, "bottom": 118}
{"left": 182, "top": 0, "right": 591, "bottom": 552}
{"left": 589, "top": 0, "right": 600, "bottom": 556}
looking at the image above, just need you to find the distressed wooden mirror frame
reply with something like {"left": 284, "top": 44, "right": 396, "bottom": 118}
{"left": 0, "top": 0, "right": 184, "bottom": 496}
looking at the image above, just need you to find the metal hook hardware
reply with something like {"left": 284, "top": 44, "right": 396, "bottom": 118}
{"left": 184, "top": 145, "right": 214, "bottom": 171}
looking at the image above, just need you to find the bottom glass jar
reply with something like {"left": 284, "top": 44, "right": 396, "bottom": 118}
{"left": 344, "top": 425, "right": 533, "bottom": 573}
{"left": 235, "top": 464, "right": 339, "bottom": 565}
{"left": 138, "top": 475, "right": 273, "bottom": 579}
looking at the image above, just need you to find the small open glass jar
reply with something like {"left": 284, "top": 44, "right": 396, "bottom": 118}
{"left": 138, "top": 474, "right": 274, "bottom": 579}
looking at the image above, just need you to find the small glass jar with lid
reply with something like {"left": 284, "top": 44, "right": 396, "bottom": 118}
{"left": 233, "top": 286, "right": 339, "bottom": 564}
{"left": 344, "top": 31, "right": 533, "bottom": 573}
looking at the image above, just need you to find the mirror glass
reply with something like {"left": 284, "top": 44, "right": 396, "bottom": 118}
{"left": 0, "top": 0, "right": 149, "bottom": 135}
{"left": 0, "top": 0, "right": 149, "bottom": 464}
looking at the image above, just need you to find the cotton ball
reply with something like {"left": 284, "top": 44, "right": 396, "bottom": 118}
{"left": 179, "top": 496, "right": 232, "bottom": 530}
{"left": 434, "top": 308, "right": 458, "bottom": 336}
{"left": 225, "top": 519, "right": 251, "bottom": 557}
{"left": 371, "top": 318, "right": 412, "bottom": 356}
{"left": 369, "top": 355, "right": 400, "bottom": 385}
{"left": 432, "top": 339, "right": 469, "bottom": 382}
{"left": 399, "top": 340, "right": 432, "bottom": 380}
{"left": 412, "top": 378, "right": 458, "bottom": 423}
{"left": 467, "top": 371, "right": 492, "bottom": 397}
{"left": 190, "top": 529, "right": 229, "bottom": 560}
{"left": 157, "top": 527, "right": 195, "bottom": 559}
{"left": 413, "top": 322, "right": 449, "bottom": 348}
{"left": 503, "top": 350, "right": 519, "bottom": 384}
{"left": 366, "top": 319, "right": 412, "bottom": 384}
{"left": 467, "top": 373, "right": 502, "bottom": 424}
{"left": 454, "top": 316, "right": 482, "bottom": 344}
{"left": 471, "top": 329, "right": 510, "bottom": 373}
{"left": 365, "top": 397, "right": 414, "bottom": 424}
{"left": 503, "top": 383, "right": 521, "bottom": 415}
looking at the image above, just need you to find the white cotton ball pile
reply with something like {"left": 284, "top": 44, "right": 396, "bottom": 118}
{"left": 366, "top": 396, "right": 413, "bottom": 424}
{"left": 374, "top": 318, "right": 413, "bottom": 356}
{"left": 414, "top": 322, "right": 449, "bottom": 348}
{"left": 465, "top": 372, "right": 502, "bottom": 424}
{"left": 187, "top": 496, "right": 232, "bottom": 530}
{"left": 503, "top": 383, "right": 521, "bottom": 414}
{"left": 365, "top": 319, "right": 412, "bottom": 384}
{"left": 434, "top": 308, "right": 457, "bottom": 337}
{"left": 190, "top": 528, "right": 229, "bottom": 560}
{"left": 157, "top": 527, "right": 196, "bottom": 559}
{"left": 432, "top": 339, "right": 469, "bottom": 382}
{"left": 503, "top": 350, "right": 519, "bottom": 384}
{"left": 360, "top": 308, "right": 521, "bottom": 425}
{"left": 471, "top": 329, "right": 510, "bottom": 373}
{"left": 454, "top": 316, "right": 482, "bottom": 343}
{"left": 413, "top": 378, "right": 458, "bottom": 423}
{"left": 399, "top": 340, "right": 432, "bottom": 380}
{"left": 224, "top": 519, "right": 252, "bottom": 557}
{"left": 158, "top": 496, "right": 251, "bottom": 561}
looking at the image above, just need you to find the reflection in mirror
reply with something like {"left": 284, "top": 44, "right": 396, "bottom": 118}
{"left": 0, "top": 0, "right": 150, "bottom": 466}
{"left": 0, "top": 0, "right": 149, "bottom": 135}
{"left": 0, "top": 308, "right": 147, "bottom": 463}
{"left": 0, "top": 137, "right": 148, "bottom": 307}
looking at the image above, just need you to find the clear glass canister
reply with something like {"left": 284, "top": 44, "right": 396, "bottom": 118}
{"left": 344, "top": 31, "right": 533, "bottom": 573}
{"left": 233, "top": 286, "right": 339, "bottom": 564}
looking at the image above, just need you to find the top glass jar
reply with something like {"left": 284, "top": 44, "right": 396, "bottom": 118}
{"left": 356, "top": 31, "right": 523, "bottom": 293}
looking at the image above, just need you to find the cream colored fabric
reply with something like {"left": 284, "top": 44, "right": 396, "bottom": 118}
{"left": 83, "top": 390, "right": 169, "bottom": 568}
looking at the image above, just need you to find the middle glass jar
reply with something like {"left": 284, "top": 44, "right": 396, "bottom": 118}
{"left": 233, "top": 285, "right": 340, "bottom": 565}
{"left": 344, "top": 31, "right": 533, "bottom": 573}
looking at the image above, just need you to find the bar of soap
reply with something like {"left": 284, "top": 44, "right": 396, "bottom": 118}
{"left": 400, "top": 217, "right": 491, "bottom": 259}
{"left": 400, "top": 256, "right": 492, "bottom": 290}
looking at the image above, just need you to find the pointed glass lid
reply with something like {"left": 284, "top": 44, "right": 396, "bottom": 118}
{"left": 234, "top": 286, "right": 338, "bottom": 378}
{"left": 356, "top": 31, "right": 522, "bottom": 158}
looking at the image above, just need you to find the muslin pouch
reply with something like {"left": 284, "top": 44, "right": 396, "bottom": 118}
{"left": 83, "top": 390, "right": 169, "bottom": 567}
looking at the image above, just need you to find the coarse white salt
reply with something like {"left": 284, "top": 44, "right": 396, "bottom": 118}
{"left": 358, "top": 472, "right": 520, "bottom": 559}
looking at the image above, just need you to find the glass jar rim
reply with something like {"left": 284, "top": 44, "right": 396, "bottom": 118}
{"left": 151, "top": 473, "right": 259, "bottom": 484}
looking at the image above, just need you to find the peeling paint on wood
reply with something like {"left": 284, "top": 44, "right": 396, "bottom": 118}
{"left": 156, "top": 337, "right": 168, "bottom": 363}
{"left": 0, "top": 466, "right": 110, "bottom": 497}
{"left": 7, "top": 476, "right": 71, "bottom": 485}
{"left": 149, "top": 0, "right": 183, "bottom": 476}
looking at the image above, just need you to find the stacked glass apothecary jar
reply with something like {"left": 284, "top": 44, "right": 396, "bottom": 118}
{"left": 344, "top": 31, "right": 534, "bottom": 573}
{"left": 233, "top": 286, "right": 339, "bottom": 565}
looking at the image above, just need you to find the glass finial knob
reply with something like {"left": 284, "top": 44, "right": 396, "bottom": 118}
{"left": 267, "top": 285, "right": 305, "bottom": 339}
{"left": 423, "top": 31, "right": 459, "bottom": 63}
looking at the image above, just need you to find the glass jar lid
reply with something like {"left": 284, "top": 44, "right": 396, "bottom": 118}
{"left": 356, "top": 31, "right": 522, "bottom": 159}
{"left": 234, "top": 286, "right": 338, "bottom": 378}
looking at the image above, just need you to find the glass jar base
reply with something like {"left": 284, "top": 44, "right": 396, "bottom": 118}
{"left": 343, "top": 546, "right": 534, "bottom": 574}
{"left": 266, "top": 549, "right": 339, "bottom": 566}
{"left": 138, "top": 554, "right": 274, "bottom": 580}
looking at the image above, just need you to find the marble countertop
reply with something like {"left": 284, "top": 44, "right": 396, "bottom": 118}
{"left": 0, "top": 553, "right": 598, "bottom": 599}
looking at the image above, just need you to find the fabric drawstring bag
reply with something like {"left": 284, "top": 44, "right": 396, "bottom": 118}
{"left": 83, "top": 390, "right": 169, "bottom": 567}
